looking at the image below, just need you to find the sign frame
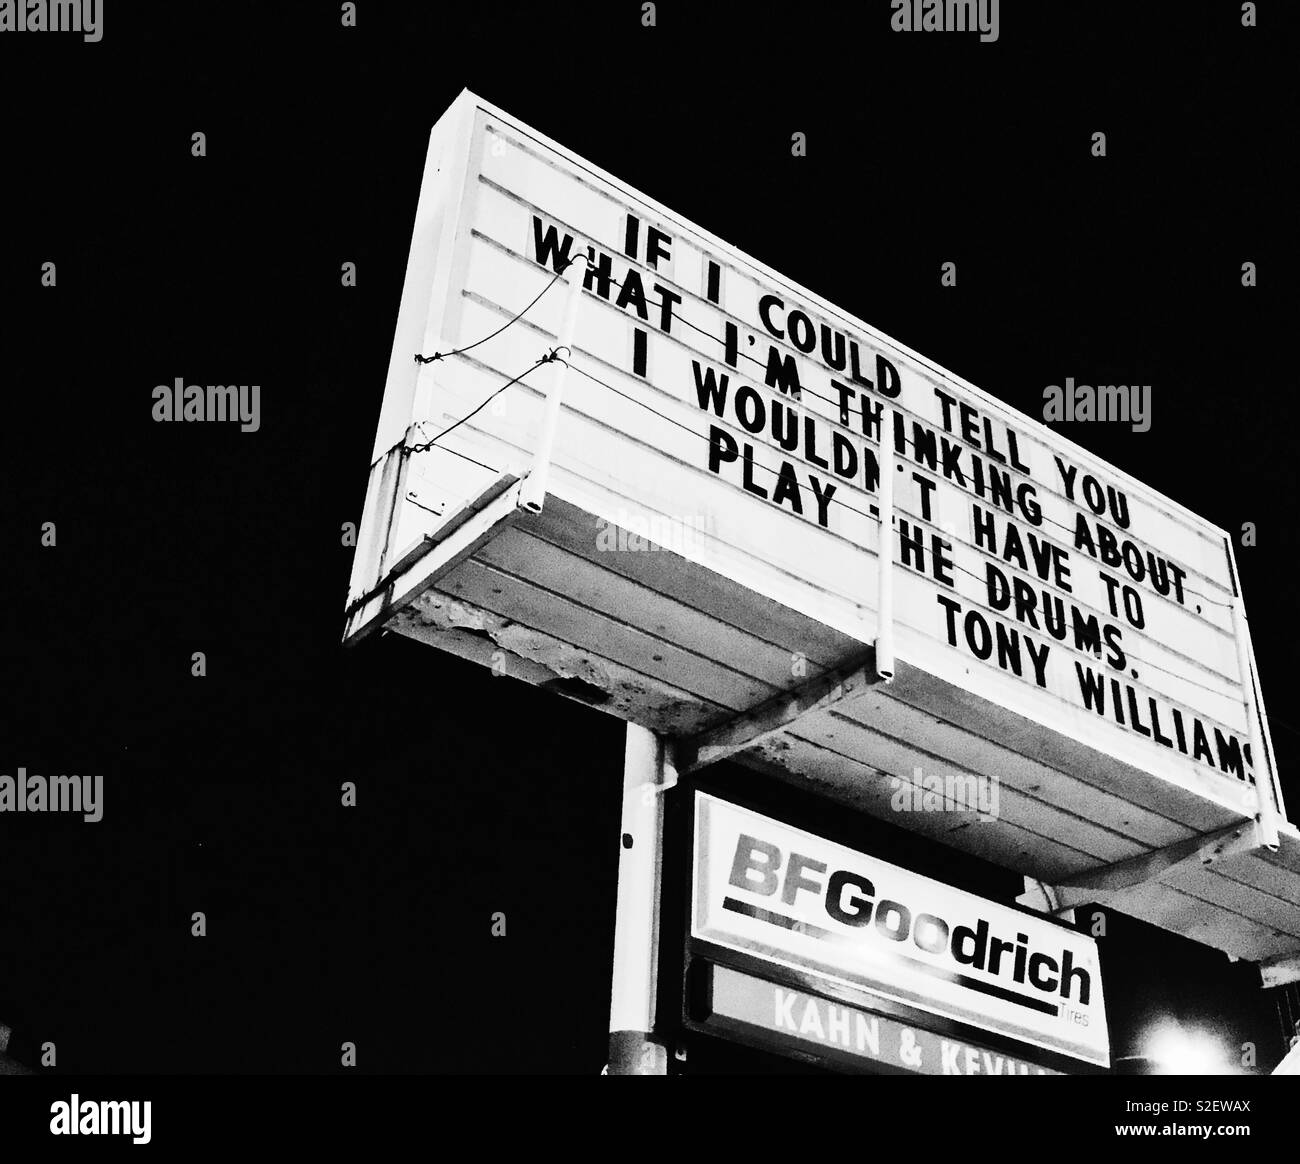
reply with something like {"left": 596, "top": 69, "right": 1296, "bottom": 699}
{"left": 685, "top": 789, "right": 1111, "bottom": 1069}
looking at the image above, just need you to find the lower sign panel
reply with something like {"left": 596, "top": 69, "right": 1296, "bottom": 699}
{"left": 704, "top": 964, "right": 1064, "bottom": 1075}
{"left": 692, "top": 793, "right": 1109, "bottom": 1066}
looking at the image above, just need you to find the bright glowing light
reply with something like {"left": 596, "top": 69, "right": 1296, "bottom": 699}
{"left": 1142, "top": 1024, "right": 1231, "bottom": 1075}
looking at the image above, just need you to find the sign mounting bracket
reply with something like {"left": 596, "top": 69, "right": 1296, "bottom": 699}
{"left": 1017, "top": 818, "right": 1265, "bottom": 916}
{"left": 1259, "top": 951, "right": 1300, "bottom": 989}
{"left": 672, "top": 648, "right": 882, "bottom": 774}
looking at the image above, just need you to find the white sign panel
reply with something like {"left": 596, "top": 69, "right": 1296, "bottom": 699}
{"left": 352, "top": 91, "right": 1274, "bottom": 823}
{"left": 692, "top": 793, "right": 1110, "bottom": 1067}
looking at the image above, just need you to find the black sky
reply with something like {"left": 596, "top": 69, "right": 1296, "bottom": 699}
{"left": 0, "top": 0, "right": 1293, "bottom": 1074}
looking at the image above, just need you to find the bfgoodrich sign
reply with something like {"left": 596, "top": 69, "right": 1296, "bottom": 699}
{"left": 692, "top": 794, "right": 1109, "bottom": 1066}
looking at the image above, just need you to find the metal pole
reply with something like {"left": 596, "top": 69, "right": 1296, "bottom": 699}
{"left": 606, "top": 723, "right": 669, "bottom": 1075}
{"left": 875, "top": 405, "right": 895, "bottom": 682}
{"left": 520, "top": 254, "right": 587, "bottom": 514}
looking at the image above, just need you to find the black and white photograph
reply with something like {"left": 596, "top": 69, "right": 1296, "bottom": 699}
{"left": 0, "top": 0, "right": 1294, "bottom": 1145}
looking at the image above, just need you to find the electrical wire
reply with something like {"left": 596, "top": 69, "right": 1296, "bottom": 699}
{"left": 406, "top": 350, "right": 559, "bottom": 454}
{"left": 412, "top": 260, "right": 575, "bottom": 366}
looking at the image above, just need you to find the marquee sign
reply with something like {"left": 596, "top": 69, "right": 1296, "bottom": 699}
{"left": 692, "top": 794, "right": 1109, "bottom": 1066}
{"left": 344, "top": 91, "right": 1299, "bottom": 966}
{"left": 349, "top": 90, "right": 1273, "bottom": 809}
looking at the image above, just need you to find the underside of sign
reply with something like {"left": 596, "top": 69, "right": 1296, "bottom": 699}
{"left": 347, "top": 479, "right": 1300, "bottom": 967}
{"left": 344, "top": 90, "right": 1300, "bottom": 973}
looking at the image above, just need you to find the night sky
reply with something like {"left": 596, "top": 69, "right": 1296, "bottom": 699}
{"left": 0, "top": 0, "right": 1294, "bottom": 1075}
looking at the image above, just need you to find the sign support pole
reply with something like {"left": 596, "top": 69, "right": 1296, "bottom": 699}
{"left": 520, "top": 254, "right": 587, "bottom": 515}
{"left": 606, "top": 723, "right": 671, "bottom": 1075}
{"left": 875, "top": 405, "right": 895, "bottom": 682}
